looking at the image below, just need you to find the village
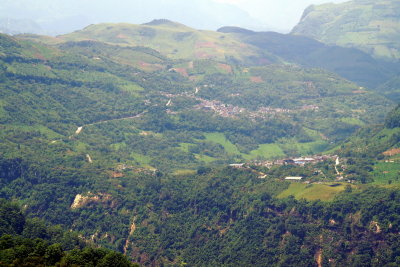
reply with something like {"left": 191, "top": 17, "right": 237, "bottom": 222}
{"left": 229, "top": 154, "right": 346, "bottom": 182}
{"left": 158, "top": 89, "right": 319, "bottom": 119}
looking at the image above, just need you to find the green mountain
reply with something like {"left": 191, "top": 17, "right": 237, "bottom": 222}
{"left": 51, "top": 21, "right": 270, "bottom": 63}
{"left": 1, "top": 20, "right": 400, "bottom": 266}
{"left": 291, "top": 0, "right": 400, "bottom": 61}
{"left": 219, "top": 26, "right": 400, "bottom": 89}
{"left": 0, "top": 29, "right": 393, "bottom": 174}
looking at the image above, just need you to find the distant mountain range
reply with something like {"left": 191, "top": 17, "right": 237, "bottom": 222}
{"left": 0, "top": 0, "right": 267, "bottom": 35}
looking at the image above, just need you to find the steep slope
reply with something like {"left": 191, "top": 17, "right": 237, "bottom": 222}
{"left": 376, "top": 75, "right": 400, "bottom": 103}
{"left": 219, "top": 26, "right": 400, "bottom": 89}
{"left": 292, "top": 0, "right": 400, "bottom": 61}
{"left": 0, "top": 31, "right": 393, "bottom": 171}
{"left": 340, "top": 104, "right": 400, "bottom": 158}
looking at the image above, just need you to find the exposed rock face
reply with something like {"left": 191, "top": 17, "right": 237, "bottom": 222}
{"left": 123, "top": 218, "right": 137, "bottom": 255}
{"left": 370, "top": 221, "right": 382, "bottom": 234}
{"left": 70, "top": 192, "right": 113, "bottom": 209}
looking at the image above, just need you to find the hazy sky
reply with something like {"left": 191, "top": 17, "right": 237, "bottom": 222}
{"left": 213, "top": 0, "right": 348, "bottom": 31}
{"left": 0, "top": 0, "right": 350, "bottom": 35}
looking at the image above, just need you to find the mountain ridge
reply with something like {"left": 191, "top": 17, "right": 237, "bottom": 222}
{"left": 291, "top": 0, "right": 400, "bottom": 61}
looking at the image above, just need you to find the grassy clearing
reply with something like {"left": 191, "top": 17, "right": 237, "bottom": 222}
{"left": 244, "top": 144, "right": 285, "bottom": 160}
{"left": 277, "top": 182, "right": 349, "bottom": 201}
{"left": 179, "top": 143, "right": 192, "bottom": 152}
{"left": 204, "top": 132, "right": 241, "bottom": 155}
{"left": 303, "top": 128, "right": 324, "bottom": 139}
{"left": 372, "top": 161, "right": 400, "bottom": 185}
{"left": 120, "top": 83, "right": 144, "bottom": 95}
{"left": 195, "top": 154, "right": 217, "bottom": 163}
{"left": 340, "top": 117, "right": 365, "bottom": 126}
{"left": 130, "top": 152, "right": 152, "bottom": 166}
{"left": 279, "top": 141, "right": 329, "bottom": 156}
{"left": 323, "top": 145, "right": 342, "bottom": 155}
{"left": 294, "top": 141, "right": 330, "bottom": 155}
{"left": 7, "top": 125, "right": 63, "bottom": 139}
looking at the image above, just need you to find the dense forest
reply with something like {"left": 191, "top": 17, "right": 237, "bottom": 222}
{"left": 0, "top": 199, "right": 136, "bottom": 266}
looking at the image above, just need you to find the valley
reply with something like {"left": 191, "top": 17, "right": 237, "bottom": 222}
{"left": 1, "top": 0, "right": 400, "bottom": 265}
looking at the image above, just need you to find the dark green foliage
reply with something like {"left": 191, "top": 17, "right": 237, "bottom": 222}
{"left": 0, "top": 235, "right": 135, "bottom": 267}
{"left": 385, "top": 104, "right": 400, "bottom": 128}
{"left": 0, "top": 199, "right": 25, "bottom": 236}
{"left": 0, "top": 200, "right": 135, "bottom": 266}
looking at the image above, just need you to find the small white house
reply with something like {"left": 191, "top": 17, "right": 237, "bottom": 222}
{"left": 285, "top": 176, "right": 303, "bottom": 180}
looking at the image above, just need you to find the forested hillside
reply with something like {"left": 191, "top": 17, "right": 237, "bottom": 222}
{"left": 292, "top": 0, "right": 400, "bottom": 61}
{"left": 0, "top": 199, "right": 136, "bottom": 266}
{"left": 0, "top": 16, "right": 400, "bottom": 266}
{"left": 1, "top": 29, "right": 393, "bottom": 173}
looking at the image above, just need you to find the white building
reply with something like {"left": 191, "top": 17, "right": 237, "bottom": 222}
{"left": 285, "top": 176, "right": 303, "bottom": 180}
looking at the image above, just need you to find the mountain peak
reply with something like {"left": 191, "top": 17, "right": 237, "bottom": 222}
{"left": 143, "top": 19, "right": 185, "bottom": 28}
{"left": 217, "top": 26, "right": 255, "bottom": 35}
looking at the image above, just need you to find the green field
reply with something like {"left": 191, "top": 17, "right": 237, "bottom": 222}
{"left": 279, "top": 140, "right": 329, "bottom": 156}
{"left": 277, "top": 182, "right": 349, "bottom": 201}
{"left": 244, "top": 144, "right": 285, "bottom": 160}
{"left": 340, "top": 117, "right": 365, "bottom": 126}
{"left": 7, "top": 125, "right": 63, "bottom": 139}
{"left": 372, "top": 161, "right": 400, "bottom": 185}
{"left": 195, "top": 154, "right": 217, "bottom": 163}
{"left": 204, "top": 132, "right": 241, "bottom": 155}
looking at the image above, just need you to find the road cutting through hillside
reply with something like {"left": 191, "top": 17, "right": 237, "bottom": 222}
{"left": 73, "top": 111, "right": 147, "bottom": 135}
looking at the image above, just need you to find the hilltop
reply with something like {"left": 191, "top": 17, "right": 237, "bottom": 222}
{"left": 291, "top": 0, "right": 400, "bottom": 61}
{"left": 21, "top": 21, "right": 270, "bottom": 63}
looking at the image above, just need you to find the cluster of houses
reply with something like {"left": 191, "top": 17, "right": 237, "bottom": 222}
{"left": 158, "top": 90, "right": 320, "bottom": 120}
{"left": 249, "top": 155, "right": 338, "bottom": 168}
{"left": 115, "top": 164, "right": 158, "bottom": 176}
{"left": 229, "top": 155, "right": 339, "bottom": 181}
{"left": 195, "top": 99, "right": 245, "bottom": 118}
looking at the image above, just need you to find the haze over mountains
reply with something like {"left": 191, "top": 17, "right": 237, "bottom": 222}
{"left": 0, "top": 0, "right": 265, "bottom": 35}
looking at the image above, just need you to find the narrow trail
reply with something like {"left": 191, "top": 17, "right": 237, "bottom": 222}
{"left": 86, "top": 111, "right": 147, "bottom": 127}
{"left": 73, "top": 111, "right": 147, "bottom": 136}
{"left": 335, "top": 157, "right": 340, "bottom": 176}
